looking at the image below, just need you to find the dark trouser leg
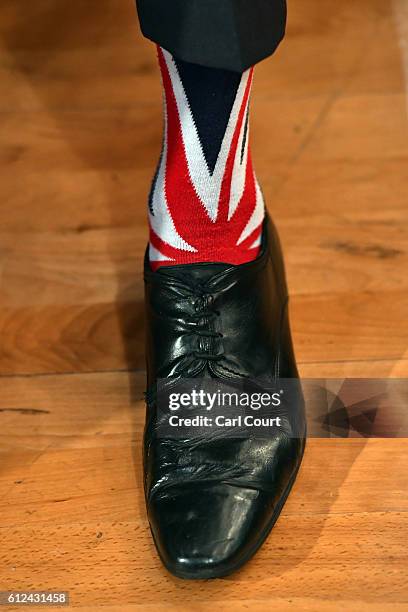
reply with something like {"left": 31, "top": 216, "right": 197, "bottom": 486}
{"left": 135, "top": 0, "right": 287, "bottom": 72}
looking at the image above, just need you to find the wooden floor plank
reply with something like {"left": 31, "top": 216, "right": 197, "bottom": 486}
{"left": 0, "top": 224, "right": 405, "bottom": 310}
{"left": 0, "top": 0, "right": 404, "bottom": 113}
{"left": 0, "top": 511, "right": 405, "bottom": 604}
{"left": 0, "top": 290, "right": 407, "bottom": 374}
{"left": 0, "top": 371, "right": 406, "bottom": 607}
{"left": 0, "top": 372, "right": 406, "bottom": 520}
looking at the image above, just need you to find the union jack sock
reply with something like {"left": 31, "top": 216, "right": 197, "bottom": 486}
{"left": 148, "top": 47, "right": 265, "bottom": 270}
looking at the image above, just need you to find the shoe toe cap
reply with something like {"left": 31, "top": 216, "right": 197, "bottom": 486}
{"left": 148, "top": 482, "right": 273, "bottom": 579}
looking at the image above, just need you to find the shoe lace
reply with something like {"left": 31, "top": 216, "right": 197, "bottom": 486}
{"left": 187, "top": 290, "right": 223, "bottom": 361}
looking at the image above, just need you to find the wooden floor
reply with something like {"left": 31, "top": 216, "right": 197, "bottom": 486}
{"left": 0, "top": 1, "right": 407, "bottom": 609}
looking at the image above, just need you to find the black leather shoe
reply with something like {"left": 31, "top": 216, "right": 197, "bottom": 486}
{"left": 143, "top": 216, "right": 306, "bottom": 579}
